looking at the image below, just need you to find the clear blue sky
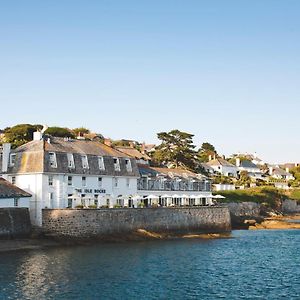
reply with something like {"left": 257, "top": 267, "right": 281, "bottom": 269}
{"left": 0, "top": 0, "right": 299, "bottom": 163}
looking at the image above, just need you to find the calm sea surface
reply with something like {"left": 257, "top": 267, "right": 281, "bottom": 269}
{"left": 1, "top": 230, "right": 300, "bottom": 299}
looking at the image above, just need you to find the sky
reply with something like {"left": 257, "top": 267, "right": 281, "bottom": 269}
{"left": 0, "top": 0, "right": 299, "bottom": 163}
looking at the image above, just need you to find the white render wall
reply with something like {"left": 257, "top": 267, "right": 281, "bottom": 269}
{"left": 210, "top": 165, "right": 238, "bottom": 177}
{"left": 0, "top": 197, "right": 30, "bottom": 208}
{"left": 4, "top": 173, "right": 138, "bottom": 226}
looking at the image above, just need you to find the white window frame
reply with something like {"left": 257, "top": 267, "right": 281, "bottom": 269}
{"left": 14, "top": 198, "right": 19, "bottom": 207}
{"left": 49, "top": 152, "right": 57, "bottom": 168}
{"left": 9, "top": 153, "right": 16, "bottom": 166}
{"left": 11, "top": 176, "right": 16, "bottom": 185}
{"left": 126, "top": 178, "right": 130, "bottom": 188}
{"left": 113, "top": 157, "right": 121, "bottom": 171}
{"left": 67, "top": 153, "right": 75, "bottom": 169}
{"left": 68, "top": 176, "right": 73, "bottom": 186}
{"left": 98, "top": 156, "right": 105, "bottom": 170}
{"left": 81, "top": 155, "right": 89, "bottom": 169}
{"left": 114, "top": 177, "right": 118, "bottom": 188}
{"left": 48, "top": 175, "right": 54, "bottom": 186}
{"left": 125, "top": 159, "right": 132, "bottom": 172}
{"left": 98, "top": 177, "right": 102, "bottom": 187}
{"left": 82, "top": 176, "right": 87, "bottom": 187}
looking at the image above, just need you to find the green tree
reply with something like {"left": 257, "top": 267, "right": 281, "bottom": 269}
{"left": 45, "top": 127, "right": 75, "bottom": 138}
{"left": 152, "top": 129, "right": 196, "bottom": 170}
{"left": 72, "top": 127, "right": 90, "bottom": 136}
{"left": 198, "top": 142, "right": 217, "bottom": 162}
{"left": 4, "top": 124, "right": 43, "bottom": 148}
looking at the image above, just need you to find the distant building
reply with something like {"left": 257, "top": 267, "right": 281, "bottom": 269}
{"left": 213, "top": 184, "right": 236, "bottom": 191}
{"left": 269, "top": 166, "right": 294, "bottom": 181}
{"left": 116, "top": 146, "right": 151, "bottom": 165}
{"left": 204, "top": 158, "right": 238, "bottom": 177}
{"left": 236, "top": 158, "right": 263, "bottom": 179}
{"left": 0, "top": 177, "right": 31, "bottom": 208}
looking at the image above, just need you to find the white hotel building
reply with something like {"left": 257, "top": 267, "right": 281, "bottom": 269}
{"left": 0, "top": 133, "right": 139, "bottom": 225}
{"left": 0, "top": 132, "right": 215, "bottom": 226}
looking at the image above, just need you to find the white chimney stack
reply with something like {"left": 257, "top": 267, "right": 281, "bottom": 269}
{"left": 236, "top": 158, "right": 241, "bottom": 167}
{"left": 1, "top": 143, "right": 11, "bottom": 172}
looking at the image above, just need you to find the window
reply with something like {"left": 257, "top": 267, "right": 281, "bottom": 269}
{"left": 9, "top": 154, "right": 16, "bottom": 166}
{"left": 98, "top": 177, "right": 102, "bottom": 187}
{"left": 125, "top": 159, "right": 132, "bottom": 172}
{"left": 82, "top": 176, "right": 86, "bottom": 186}
{"left": 11, "top": 176, "right": 16, "bottom": 185}
{"left": 113, "top": 158, "right": 121, "bottom": 171}
{"left": 94, "top": 194, "right": 98, "bottom": 206}
{"left": 81, "top": 155, "right": 89, "bottom": 169}
{"left": 49, "top": 192, "right": 54, "bottom": 201}
{"left": 114, "top": 177, "right": 118, "bottom": 188}
{"left": 68, "top": 176, "right": 72, "bottom": 186}
{"left": 67, "top": 153, "right": 75, "bottom": 168}
{"left": 126, "top": 178, "right": 130, "bottom": 188}
{"left": 48, "top": 175, "right": 54, "bottom": 186}
{"left": 67, "top": 194, "right": 73, "bottom": 208}
{"left": 14, "top": 198, "right": 19, "bottom": 207}
{"left": 98, "top": 156, "right": 105, "bottom": 170}
{"left": 49, "top": 152, "right": 57, "bottom": 168}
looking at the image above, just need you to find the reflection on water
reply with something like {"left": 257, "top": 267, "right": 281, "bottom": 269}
{"left": 1, "top": 230, "right": 300, "bottom": 299}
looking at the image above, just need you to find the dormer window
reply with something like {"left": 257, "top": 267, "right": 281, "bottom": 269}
{"left": 113, "top": 158, "right": 121, "bottom": 171}
{"left": 98, "top": 156, "right": 105, "bottom": 170}
{"left": 81, "top": 155, "right": 89, "bottom": 169}
{"left": 9, "top": 154, "right": 16, "bottom": 166}
{"left": 49, "top": 152, "right": 57, "bottom": 168}
{"left": 125, "top": 159, "right": 132, "bottom": 172}
{"left": 67, "top": 153, "right": 75, "bottom": 169}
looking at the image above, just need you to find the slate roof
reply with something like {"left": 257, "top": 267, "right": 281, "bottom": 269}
{"left": 239, "top": 160, "right": 259, "bottom": 169}
{"left": 116, "top": 146, "right": 151, "bottom": 160}
{"left": 206, "top": 158, "right": 236, "bottom": 167}
{"left": 0, "top": 178, "right": 31, "bottom": 199}
{"left": 5, "top": 137, "right": 140, "bottom": 177}
{"left": 138, "top": 165, "right": 206, "bottom": 179}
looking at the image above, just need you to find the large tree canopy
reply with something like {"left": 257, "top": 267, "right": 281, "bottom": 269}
{"left": 4, "top": 124, "right": 43, "bottom": 148}
{"left": 45, "top": 127, "right": 75, "bottom": 138}
{"left": 152, "top": 129, "right": 196, "bottom": 170}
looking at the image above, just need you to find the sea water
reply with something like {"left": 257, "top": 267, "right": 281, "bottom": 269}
{"left": 1, "top": 230, "right": 300, "bottom": 299}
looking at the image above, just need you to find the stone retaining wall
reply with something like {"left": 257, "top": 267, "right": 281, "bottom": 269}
{"left": 282, "top": 199, "right": 300, "bottom": 214}
{"left": 0, "top": 208, "right": 31, "bottom": 239}
{"left": 42, "top": 207, "right": 231, "bottom": 240}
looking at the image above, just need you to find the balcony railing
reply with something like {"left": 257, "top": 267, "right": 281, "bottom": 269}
{"left": 137, "top": 179, "right": 211, "bottom": 192}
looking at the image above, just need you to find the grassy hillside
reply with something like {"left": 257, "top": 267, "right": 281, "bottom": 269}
{"left": 217, "top": 187, "right": 286, "bottom": 209}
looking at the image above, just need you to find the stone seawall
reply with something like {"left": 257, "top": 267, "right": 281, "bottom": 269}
{"left": 0, "top": 208, "right": 31, "bottom": 239}
{"left": 42, "top": 207, "right": 231, "bottom": 240}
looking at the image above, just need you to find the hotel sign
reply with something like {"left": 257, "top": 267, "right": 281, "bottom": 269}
{"left": 75, "top": 188, "right": 106, "bottom": 194}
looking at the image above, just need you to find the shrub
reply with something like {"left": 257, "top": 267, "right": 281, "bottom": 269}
{"left": 113, "top": 204, "right": 122, "bottom": 208}
{"left": 75, "top": 204, "right": 84, "bottom": 209}
{"left": 88, "top": 204, "right": 97, "bottom": 209}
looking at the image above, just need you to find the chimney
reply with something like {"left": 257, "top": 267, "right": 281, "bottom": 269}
{"left": 141, "top": 142, "right": 146, "bottom": 154}
{"left": 236, "top": 158, "right": 241, "bottom": 167}
{"left": 1, "top": 143, "right": 11, "bottom": 172}
{"left": 33, "top": 131, "right": 43, "bottom": 141}
{"left": 208, "top": 155, "right": 212, "bottom": 161}
{"left": 269, "top": 167, "right": 273, "bottom": 175}
{"left": 286, "top": 167, "right": 290, "bottom": 173}
{"left": 104, "top": 138, "right": 112, "bottom": 147}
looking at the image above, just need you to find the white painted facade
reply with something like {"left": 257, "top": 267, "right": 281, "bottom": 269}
{"left": 211, "top": 165, "right": 238, "bottom": 177}
{"left": 0, "top": 197, "right": 30, "bottom": 208}
{"left": 213, "top": 184, "right": 236, "bottom": 191}
{"left": 3, "top": 173, "right": 138, "bottom": 226}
